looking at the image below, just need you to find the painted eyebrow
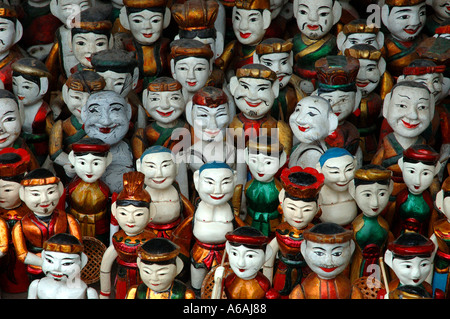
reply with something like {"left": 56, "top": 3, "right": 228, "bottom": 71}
{"left": 418, "top": 97, "right": 429, "bottom": 101}
{"left": 308, "top": 106, "right": 321, "bottom": 113}
{"left": 397, "top": 94, "right": 410, "bottom": 99}
{"left": 345, "top": 162, "right": 354, "bottom": 169}
{"left": 2, "top": 111, "right": 14, "bottom": 116}
{"left": 394, "top": 8, "right": 413, "bottom": 13}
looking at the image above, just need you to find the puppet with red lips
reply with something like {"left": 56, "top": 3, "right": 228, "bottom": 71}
{"left": 289, "top": 222, "right": 364, "bottom": 299}
{"left": 381, "top": 0, "right": 428, "bottom": 78}
{"left": 228, "top": 64, "right": 293, "bottom": 157}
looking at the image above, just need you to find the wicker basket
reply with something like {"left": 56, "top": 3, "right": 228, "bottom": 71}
{"left": 353, "top": 276, "right": 384, "bottom": 299}
{"left": 81, "top": 236, "right": 107, "bottom": 285}
{"left": 201, "top": 262, "right": 232, "bottom": 299}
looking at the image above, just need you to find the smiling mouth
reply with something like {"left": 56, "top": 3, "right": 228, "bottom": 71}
{"left": 99, "top": 126, "right": 117, "bottom": 134}
{"left": 85, "top": 56, "right": 91, "bottom": 62}
{"left": 40, "top": 204, "right": 50, "bottom": 208}
{"left": 187, "top": 81, "right": 197, "bottom": 87}
{"left": 0, "top": 137, "right": 8, "bottom": 144}
{"left": 126, "top": 224, "right": 135, "bottom": 228}
{"left": 414, "top": 185, "right": 420, "bottom": 190}
{"left": 336, "top": 182, "right": 349, "bottom": 187}
{"left": 18, "top": 96, "right": 25, "bottom": 100}
{"left": 356, "top": 81, "right": 369, "bottom": 87}
{"left": 210, "top": 194, "right": 225, "bottom": 200}
{"left": 334, "top": 112, "right": 341, "bottom": 117}
{"left": 152, "top": 178, "right": 166, "bottom": 184}
{"left": 320, "top": 266, "right": 338, "bottom": 273}
{"left": 86, "top": 174, "right": 93, "bottom": 178}
{"left": 307, "top": 24, "right": 319, "bottom": 30}
{"left": 245, "top": 100, "right": 262, "bottom": 107}
{"left": 156, "top": 110, "right": 174, "bottom": 117}
{"left": 403, "top": 27, "right": 420, "bottom": 35}
{"left": 401, "top": 120, "right": 419, "bottom": 129}
{"left": 143, "top": 33, "right": 153, "bottom": 38}
{"left": 298, "top": 125, "right": 310, "bottom": 132}
{"left": 240, "top": 32, "right": 251, "bottom": 39}
{"left": 258, "top": 173, "right": 264, "bottom": 177}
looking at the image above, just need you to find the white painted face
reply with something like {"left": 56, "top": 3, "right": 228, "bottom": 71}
{"left": 247, "top": 152, "right": 281, "bottom": 182}
{"left": 289, "top": 97, "right": 334, "bottom": 143}
{"left": 0, "top": 18, "right": 17, "bottom": 54}
{"left": 443, "top": 196, "right": 450, "bottom": 220}
{"left": 52, "top": 0, "right": 91, "bottom": 26}
{"left": 391, "top": 255, "right": 433, "bottom": 286}
{"left": 127, "top": 10, "right": 164, "bottom": 45}
{"left": 114, "top": 204, "right": 151, "bottom": 236}
{"left": 385, "top": 3, "right": 426, "bottom": 41}
{"left": 400, "top": 161, "right": 437, "bottom": 195}
{"left": 227, "top": 243, "right": 266, "bottom": 280}
{"left": 430, "top": 0, "right": 450, "bottom": 21}
{"left": 356, "top": 59, "right": 381, "bottom": 97}
{"left": 404, "top": 73, "right": 443, "bottom": 100}
{"left": 281, "top": 196, "right": 318, "bottom": 229}
{"left": 137, "top": 152, "right": 177, "bottom": 190}
{"left": 72, "top": 32, "right": 109, "bottom": 68}
{"left": 22, "top": 183, "right": 62, "bottom": 215}
{"left": 173, "top": 57, "right": 211, "bottom": 93}
{"left": 64, "top": 88, "right": 90, "bottom": 121}
{"left": 258, "top": 52, "right": 293, "bottom": 89}
{"left": 295, "top": 0, "right": 336, "bottom": 39}
{"left": 233, "top": 77, "right": 276, "bottom": 119}
{"left": 0, "top": 179, "right": 21, "bottom": 209}
{"left": 192, "top": 103, "right": 230, "bottom": 142}
{"left": 319, "top": 90, "right": 356, "bottom": 123}
{"left": 354, "top": 183, "right": 391, "bottom": 217}
{"left": 82, "top": 92, "right": 130, "bottom": 145}
{"left": 196, "top": 167, "right": 235, "bottom": 206}
{"left": 98, "top": 70, "right": 133, "bottom": 96}
{"left": 320, "top": 155, "right": 356, "bottom": 192}
{"left": 302, "top": 240, "right": 353, "bottom": 279}
{"left": 139, "top": 262, "right": 178, "bottom": 292}
{"left": 42, "top": 250, "right": 83, "bottom": 282}
{"left": 385, "top": 86, "right": 433, "bottom": 138}
{"left": 0, "top": 98, "right": 22, "bottom": 149}
{"left": 341, "top": 33, "right": 380, "bottom": 51}
{"left": 12, "top": 76, "right": 42, "bottom": 106}
{"left": 145, "top": 90, "right": 185, "bottom": 125}
{"left": 232, "top": 8, "right": 267, "bottom": 46}
{"left": 72, "top": 153, "right": 109, "bottom": 183}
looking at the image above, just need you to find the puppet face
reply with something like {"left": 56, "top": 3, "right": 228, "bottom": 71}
{"left": 196, "top": 167, "right": 235, "bottom": 206}
{"left": 289, "top": 97, "right": 335, "bottom": 143}
{"left": 341, "top": 33, "right": 381, "bottom": 51}
{"left": 400, "top": 161, "right": 437, "bottom": 195}
{"left": 356, "top": 59, "right": 382, "bottom": 97}
{"left": 172, "top": 57, "right": 211, "bottom": 93}
{"left": 281, "top": 196, "right": 318, "bottom": 229}
{"left": 192, "top": 102, "right": 230, "bottom": 142}
{"left": 137, "top": 152, "right": 177, "bottom": 190}
{"left": 257, "top": 52, "right": 293, "bottom": 89}
{"left": 12, "top": 76, "right": 42, "bottom": 106}
{"left": 295, "top": 0, "right": 337, "bottom": 39}
{"left": 320, "top": 155, "right": 356, "bottom": 192}
{"left": 114, "top": 204, "right": 151, "bottom": 236}
{"left": 72, "top": 32, "right": 110, "bottom": 69}
{"left": 227, "top": 243, "right": 266, "bottom": 280}
{"left": 72, "top": 153, "right": 110, "bottom": 183}
{"left": 82, "top": 92, "right": 130, "bottom": 145}
{"left": 302, "top": 239, "right": 354, "bottom": 279}
{"left": 0, "top": 18, "right": 17, "bottom": 54}
{"left": 385, "top": 86, "right": 433, "bottom": 139}
{"left": 145, "top": 90, "right": 185, "bottom": 125}
{"left": 0, "top": 98, "right": 21, "bottom": 150}
{"left": 430, "top": 0, "right": 450, "bottom": 21}
{"left": 64, "top": 88, "right": 90, "bottom": 121}
{"left": 353, "top": 182, "right": 391, "bottom": 217}
{"left": 232, "top": 8, "right": 268, "bottom": 46}
{"left": 22, "top": 183, "right": 61, "bottom": 215}
{"left": 247, "top": 152, "right": 281, "bottom": 182}
{"left": 404, "top": 73, "right": 443, "bottom": 101}
{"left": 42, "top": 250, "right": 83, "bottom": 283}
{"left": 384, "top": 3, "right": 426, "bottom": 41}
{"left": 98, "top": 70, "right": 134, "bottom": 97}
{"left": 127, "top": 10, "right": 164, "bottom": 45}
{"left": 391, "top": 255, "right": 433, "bottom": 286}
{"left": 139, "top": 262, "right": 178, "bottom": 292}
{"left": 51, "top": 0, "right": 91, "bottom": 26}
{"left": 318, "top": 90, "right": 356, "bottom": 123}
{"left": 0, "top": 179, "right": 21, "bottom": 209}
{"left": 233, "top": 77, "right": 276, "bottom": 119}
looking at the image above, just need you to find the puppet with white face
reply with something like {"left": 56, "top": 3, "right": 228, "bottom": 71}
{"left": 289, "top": 96, "right": 338, "bottom": 169}
{"left": 27, "top": 233, "right": 97, "bottom": 299}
